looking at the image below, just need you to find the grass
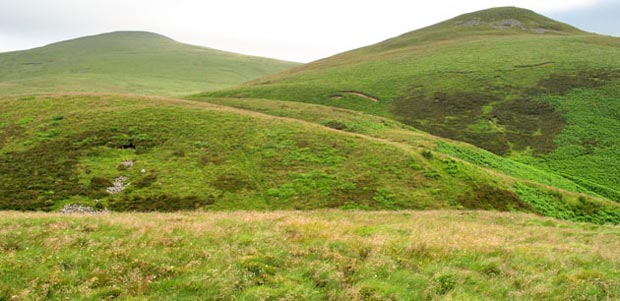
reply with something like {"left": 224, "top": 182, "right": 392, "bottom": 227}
{"left": 0, "top": 31, "right": 299, "bottom": 96}
{"left": 0, "top": 94, "right": 453, "bottom": 212}
{"left": 1, "top": 7, "right": 619, "bottom": 299}
{"left": 196, "top": 7, "right": 620, "bottom": 196}
{"left": 190, "top": 97, "right": 588, "bottom": 193}
{"left": 1, "top": 210, "right": 619, "bottom": 300}
{"left": 188, "top": 96, "right": 620, "bottom": 223}
{"left": 519, "top": 82, "right": 620, "bottom": 196}
{"left": 2, "top": 93, "right": 619, "bottom": 224}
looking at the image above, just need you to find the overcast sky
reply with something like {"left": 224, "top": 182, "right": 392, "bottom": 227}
{"left": 0, "top": 0, "right": 617, "bottom": 62}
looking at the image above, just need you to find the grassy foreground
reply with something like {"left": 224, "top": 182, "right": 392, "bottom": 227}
{"left": 1, "top": 210, "right": 619, "bottom": 300}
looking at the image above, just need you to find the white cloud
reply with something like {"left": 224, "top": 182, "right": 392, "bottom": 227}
{"left": 0, "top": 0, "right": 605, "bottom": 62}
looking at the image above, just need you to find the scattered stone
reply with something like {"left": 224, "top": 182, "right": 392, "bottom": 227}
{"left": 491, "top": 19, "right": 525, "bottom": 30}
{"left": 462, "top": 19, "right": 482, "bottom": 27}
{"left": 118, "top": 160, "right": 135, "bottom": 169}
{"left": 60, "top": 204, "right": 109, "bottom": 214}
{"left": 106, "top": 176, "right": 130, "bottom": 194}
{"left": 531, "top": 28, "right": 556, "bottom": 34}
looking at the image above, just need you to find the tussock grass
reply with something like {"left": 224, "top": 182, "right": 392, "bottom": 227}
{"left": 1, "top": 210, "right": 619, "bottom": 300}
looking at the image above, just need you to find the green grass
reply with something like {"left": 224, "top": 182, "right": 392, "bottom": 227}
{"left": 3, "top": 93, "right": 619, "bottom": 224}
{"left": 196, "top": 7, "right": 620, "bottom": 196}
{"left": 1, "top": 8, "right": 619, "bottom": 299}
{"left": 189, "top": 97, "right": 585, "bottom": 192}
{"left": 0, "top": 94, "right": 453, "bottom": 212}
{"left": 1, "top": 210, "right": 619, "bottom": 300}
{"left": 0, "top": 31, "right": 299, "bottom": 96}
{"left": 188, "top": 96, "right": 620, "bottom": 222}
{"left": 521, "top": 83, "right": 620, "bottom": 197}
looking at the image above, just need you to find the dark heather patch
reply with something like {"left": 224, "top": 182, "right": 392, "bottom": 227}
{"left": 327, "top": 175, "right": 379, "bottom": 208}
{"left": 89, "top": 177, "right": 114, "bottom": 198}
{"left": 109, "top": 194, "right": 215, "bottom": 212}
{"left": 457, "top": 184, "right": 532, "bottom": 212}
{"left": 538, "top": 69, "right": 620, "bottom": 95}
{"left": 0, "top": 124, "right": 24, "bottom": 149}
{"left": 492, "top": 98, "right": 565, "bottom": 154}
{"left": 211, "top": 172, "right": 256, "bottom": 193}
{"left": 392, "top": 90, "right": 511, "bottom": 155}
{"left": 323, "top": 120, "right": 349, "bottom": 131}
{"left": 392, "top": 69, "right": 620, "bottom": 156}
{"left": 0, "top": 130, "right": 159, "bottom": 211}
{"left": 134, "top": 173, "right": 158, "bottom": 189}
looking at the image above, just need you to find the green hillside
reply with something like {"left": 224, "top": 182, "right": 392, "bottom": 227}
{"left": 0, "top": 31, "right": 299, "bottom": 96}
{"left": 1, "top": 94, "right": 619, "bottom": 224}
{"left": 198, "top": 7, "right": 620, "bottom": 197}
{"left": 1, "top": 8, "right": 620, "bottom": 224}
{"left": 2, "top": 7, "right": 620, "bottom": 300}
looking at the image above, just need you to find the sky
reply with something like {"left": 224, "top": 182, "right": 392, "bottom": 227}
{"left": 0, "top": 0, "right": 617, "bottom": 62}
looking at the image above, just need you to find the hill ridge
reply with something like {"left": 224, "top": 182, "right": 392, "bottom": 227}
{"left": 0, "top": 31, "right": 300, "bottom": 96}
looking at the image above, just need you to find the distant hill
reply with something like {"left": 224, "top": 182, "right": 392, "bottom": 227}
{"left": 0, "top": 31, "right": 299, "bottom": 96}
{"left": 199, "top": 7, "right": 620, "bottom": 197}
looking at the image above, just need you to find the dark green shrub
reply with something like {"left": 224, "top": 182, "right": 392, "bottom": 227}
{"left": 134, "top": 173, "right": 157, "bottom": 189}
{"left": 323, "top": 120, "right": 349, "bottom": 131}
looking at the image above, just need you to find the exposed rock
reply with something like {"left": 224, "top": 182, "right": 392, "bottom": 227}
{"left": 60, "top": 204, "right": 109, "bottom": 214}
{"left": 491, "top": 19, "right": 525, "bottom": 30}
{"left": 531, "top": 28, "right": 556, "bottom": 34}
{"left": 118, "top": 160, "right": 135, "bottom": 169}
{"left": 106, "top": 176, "right": 130, "bottom": 194}
{"left": 462, "top": 19, "right": 482, "bottom": 27}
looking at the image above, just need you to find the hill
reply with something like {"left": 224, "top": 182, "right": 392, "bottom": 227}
{"left": 198, "top": 7, "right": 620, "bottom": 198}
{"left": 0, "top": 31, "right": 299, "bottom": 96}
{"left": 1, "top": 94, "right": 619, "bottom": 224}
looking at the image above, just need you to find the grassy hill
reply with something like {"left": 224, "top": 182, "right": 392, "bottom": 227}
{"left": 1, "top": 8, "right": 620, "bottom": 300}
{"left": 1, "top": 94, "right": 619, "bottom": 224}
{"left": 0, "top": 31, "right": 299, "bottom": 96}
{"left": 0, "top": 9, "right": 618, "bottom": 225}
{"left": 2, "top": 210, "right": 619, "bottom": 300}
{"left": 198, "top": 7, "right": 620, "bottom": 197}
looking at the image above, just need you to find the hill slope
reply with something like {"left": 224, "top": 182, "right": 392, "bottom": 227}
{"left": 0, "top": 31, "right": 299, "bottom": 96}
{"left": 199, "top": 7, "right": 620, "bottom": 196}
{"left": 1, "top": 94, "right": 619, "bottom": 224}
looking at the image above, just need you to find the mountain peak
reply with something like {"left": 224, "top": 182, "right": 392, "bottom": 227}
{"left": 44, "top": 30, "right": 179, "bottom": 51}
{"left": 93, "top": 31, "right": 174, "bottom": 40}
{"left": 456, "top": 6, "right": 539, "bottom": 20}
{"left": 447, "top": 6, "right": 582, "bottom": 34}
